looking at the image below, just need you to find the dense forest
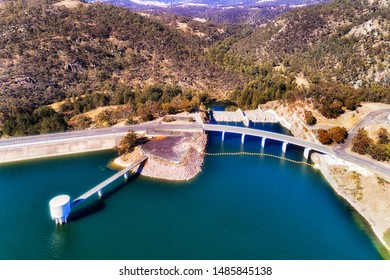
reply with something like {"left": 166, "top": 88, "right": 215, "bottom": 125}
{"left": 0, "top": 0, "right": 389, "bottom": 137}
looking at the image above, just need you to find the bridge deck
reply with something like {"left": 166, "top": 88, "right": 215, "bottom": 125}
{"left": 203, "top": 124, "right": 334, "bottom": 155}
{"left": 74, "top": 156, "right": 148, "bottom": 203}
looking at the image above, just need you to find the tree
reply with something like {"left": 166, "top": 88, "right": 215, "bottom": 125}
{"left": 317, "top": 129, "right": 333, "bottom": 145}
{"left": 351, "top": 128, "right": 373, "bottom": 155}
{"left": 368, "top": 144, "right": 387, "bottom": 161}
{"left": 378, "top": 128, "right": 389, "bottom": 145}
{"left": 115, "top": 131, "right": 139, "bottom": 156}
{"left": 329, "top": 126, "right": 348, "bottom": 144}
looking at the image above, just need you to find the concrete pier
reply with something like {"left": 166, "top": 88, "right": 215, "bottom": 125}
{"left": 261, "top": 137, "right": 267, "bottom": 148}
{"left": 222, "top": 131, "right": 225, "bottom": 142}
{"left": 124, "top": 172, "right": 129, "bottom": 182}
{"left": 304, "top": 148, "right": 311, "bottom": 160}
{"left": 282, "top": 142, "right": 288, "bottom": 154}
{"left": 241, "top": 134, "right": 246, "bottom": 144}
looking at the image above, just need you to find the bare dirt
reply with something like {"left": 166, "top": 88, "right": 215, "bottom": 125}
{"left": 53, "top": 0, "right": 85, "bottom": 9}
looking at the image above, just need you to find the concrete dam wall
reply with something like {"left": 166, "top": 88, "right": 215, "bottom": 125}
{"left": 0, "top": 134, "right": 127, "bottom": 164}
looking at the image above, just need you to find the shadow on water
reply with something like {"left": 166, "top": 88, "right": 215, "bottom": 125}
{"left": 68, "top": 162, "right": 145, "bottom": 222}
{"left": 100, "top": 167, "right": 143, "bottom": 200}
{"left": 69, "top": 200, "right": 106, "bottom": 222}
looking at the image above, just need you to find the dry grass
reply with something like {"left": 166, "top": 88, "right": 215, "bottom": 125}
{"left": 295, "top": 74, "right": 310, "bottom": 88}
{"left": 366, "top": 123, "right": 390, "bottom": 140}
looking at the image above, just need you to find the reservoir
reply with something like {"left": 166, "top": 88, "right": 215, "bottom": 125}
{"left": 0, "top": 123, "right": 382, "bottom": 259}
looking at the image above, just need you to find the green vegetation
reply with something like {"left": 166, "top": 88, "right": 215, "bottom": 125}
{"left": 114, "top": 131, "right": 147, "bottom": 156}
{"left": 384, "top": 228, "right": 390, "bottom": 248}
{"left": 304, "top": 110, "right": 317, "bottom": 126}
{"left": 2, "top": 106, "right": 67, "bottom": 136}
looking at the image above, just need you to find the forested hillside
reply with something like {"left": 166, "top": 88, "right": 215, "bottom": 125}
{"left": 0, "top": 1, "right": 242, "bottom": 120}
{"left": 227, "top": 0, "right": 390, "bottom": 88}
{"left": 1, "top": 0, "right": 390, "bottom": 137}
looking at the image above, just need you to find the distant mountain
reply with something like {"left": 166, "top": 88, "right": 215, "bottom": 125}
{"left": 97, "top": 0, "right": 329, "bottom": 26}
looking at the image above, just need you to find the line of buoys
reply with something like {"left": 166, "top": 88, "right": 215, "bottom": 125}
{"left": 204, "top": 152, "right": 314, "bottom": 167}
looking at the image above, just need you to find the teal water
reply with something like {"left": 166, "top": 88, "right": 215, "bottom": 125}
{"left": 0, "top": 123, "right": 382, "bottom": 259}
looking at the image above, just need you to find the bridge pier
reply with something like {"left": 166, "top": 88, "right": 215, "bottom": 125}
{"left": 241, "top": 134, "right": 246, "bottom": 144}
{"left": 282, "top": 142, "right": 288, "bottom": 154}
{"left": 261, "top": 137, "right": 267, "bottom": 148}
{"left": 304, "top": 148, "right": 311, "bottom": 160}
{"left": 98, "top": 190, "right": 103, "bottom": 198}
{"left": 124, "top": 172, "right": 129, "bottom": 182}
{"left": 222, "top": 131, "right": 225, "bottom": 141}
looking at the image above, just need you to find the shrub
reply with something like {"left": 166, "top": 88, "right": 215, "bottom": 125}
{"left": 328, "top": 126, "right": 348, "bottom": 144}
{"left": 351, "top": 128, "right": 373, "bottom": 155}
{"left": 378, "top": 128, "right": 389, "bottom": 145}
{"left": 304, "top": 110, "right": 317, "bottom": 126}
{"left": 317, "top": 129, "right": 333, "bottom": 145}
{"left": 368, "top": 144, "right": 387, "bottom": 161}
{"left": 162, "top": 116, "right": 176, "bottom": 122}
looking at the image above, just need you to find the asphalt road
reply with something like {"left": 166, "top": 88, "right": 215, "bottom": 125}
{"left": 0, "top": 123, "right": 203, "bottom": 147}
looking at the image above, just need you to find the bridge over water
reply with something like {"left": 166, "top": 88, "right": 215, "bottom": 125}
{"left": 203, "top": 124, "right": 335, "bottom": 159}
{"left": 73, "top": 156, "right": 148, "bottom": 205}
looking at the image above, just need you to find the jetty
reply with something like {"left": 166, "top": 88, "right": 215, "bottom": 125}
{"left": 49, "top": 156, "right": 148, "bottom": 224}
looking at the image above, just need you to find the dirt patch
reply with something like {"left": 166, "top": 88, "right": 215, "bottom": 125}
{"left": 142, "top": 135, "right": 191, "bottom": 162}
{"left": 53, "top": 0, "right": 86, "bottom": 9}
